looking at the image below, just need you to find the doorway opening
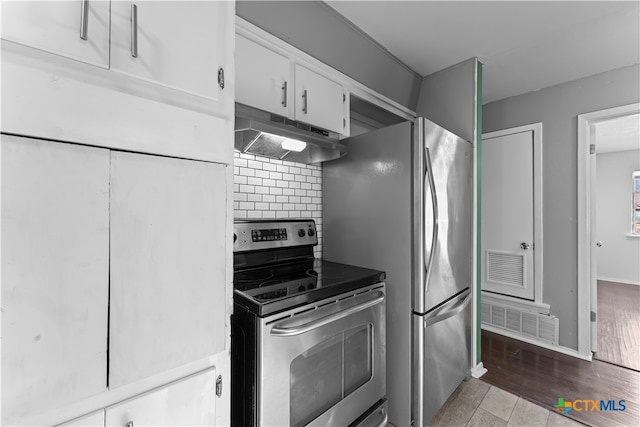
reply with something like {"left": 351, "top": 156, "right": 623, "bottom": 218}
{"left": 577, "top": 103, "right": 640, "bottom": 366}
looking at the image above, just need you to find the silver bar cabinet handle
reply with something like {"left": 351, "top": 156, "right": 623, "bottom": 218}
{"left": 282, "top": 81, "right": 288, "bottom": 107}
{"left": 131, "top": 4, "right": 138, "bottom": 58}
{"left": 80, "top": 0, "right": 89, "bottom": 40}
{"left": 302, "top": 89, "right": 308, "bottom": 114}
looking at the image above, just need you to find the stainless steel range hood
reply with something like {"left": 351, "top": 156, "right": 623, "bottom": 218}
{"left": 235, "top": 103, "right": 348, "bottom": 164}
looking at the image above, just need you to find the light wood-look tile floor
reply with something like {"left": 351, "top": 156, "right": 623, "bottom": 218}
{"left": 388, "top": 378, "right": 585, "bottom": 427}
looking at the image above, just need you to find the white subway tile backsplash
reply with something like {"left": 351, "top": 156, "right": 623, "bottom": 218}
{"left": 234, "top": 151, "right": 323, "bottom": 258}
{"left": 255, "top": 169, "right": 270, "bottom": 178}
{"left": 239, "top": 167, "right": 255, "bottom": 177}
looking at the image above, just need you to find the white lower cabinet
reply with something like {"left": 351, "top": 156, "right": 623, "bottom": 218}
{"left": 105, "top": 369, "right": 217, "bottom": 427}
{"left": 1, "top": 136, "right": 229, "bottom": 425}
{"left": 108, "top": 152, "right": 227, "bottom": 388}
{"left": 58, "top": 410, "right": 106, "bottom": 427}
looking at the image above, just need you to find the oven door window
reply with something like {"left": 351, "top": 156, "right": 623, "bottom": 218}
{"left": 290, "top": 324, "right": 372, "bottom": 427}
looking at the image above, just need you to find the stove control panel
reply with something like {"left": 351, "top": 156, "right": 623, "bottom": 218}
{"left": 234, "top": 219, "right": 318, "bottom": 252}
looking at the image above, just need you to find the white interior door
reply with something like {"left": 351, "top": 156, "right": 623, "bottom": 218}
{"left": 482, "top": 129, "right": 535, "bottom": 300}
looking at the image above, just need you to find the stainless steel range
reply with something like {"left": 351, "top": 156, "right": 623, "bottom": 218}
{"left": 231, "top": 219, "right": 388, "bottom": 427}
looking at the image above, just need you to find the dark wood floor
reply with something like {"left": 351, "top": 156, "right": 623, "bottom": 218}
{"left": 481, "top": 330, "right": 640, "bottom": 427}
{"left": 595, "top": 280, "right": 640, "bottom": 371}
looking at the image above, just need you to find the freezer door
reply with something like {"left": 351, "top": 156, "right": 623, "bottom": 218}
{"left": 412, "top": 289, "right": 472, "bottom": 426}
{"left": 414, "top": 118, "right": 474, "bottom": 314}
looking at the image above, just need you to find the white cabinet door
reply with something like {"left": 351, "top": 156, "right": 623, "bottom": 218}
{"left": 105, "top": 369, "right": 217, "bottom": 426}
{"left": 109, "top": 152, "right": 227, "bottom": 387}
{"left": 57, "top": 410, "right": 106, "bottom": 427}
{"left": 294, "top": 64, "right": 345, "bottom": 134}
{"left": 110, "top": 0, "right": 227, "bottom": 101}
{"left": 0, "top": 0, "right": 110, "bottom": 68}
{"left": 236, "top": 34, "right": 290, "bottom": 116}
{"left": 1, "top": 135, "right": 110, "bottom": 425}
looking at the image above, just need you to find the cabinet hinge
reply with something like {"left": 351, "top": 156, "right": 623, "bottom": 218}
{"left": 343, "top": 118, "right": 346, "bottom": 128}
{"left": 216, "top": 375, "right": 223, "bottom": 397}
{"left": 591, "top": 311, "right": 597, "bottom": 322}
{"left": 343, "top": 93, "right": 346, "bottom": 103}
{"left": 590, "top": 144, "right": 596, "bottom": 154}
{"left": 218, "top": 68, "right": 225, "bottom": 90}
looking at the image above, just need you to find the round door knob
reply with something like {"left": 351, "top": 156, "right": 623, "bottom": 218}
{"left": 520, "top": 242, "right": 530, "bottom": 250}
{"left": 596, "top": 241, "right": 603, "bottom": 247}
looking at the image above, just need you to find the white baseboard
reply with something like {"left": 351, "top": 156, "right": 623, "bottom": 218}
{"left": 482, "top": 325, "right": 592, "bottom": 361}
{"left": 470, "top": 362, "right": 487, "bottom": 378}
{"left": 597, "top": 277, "right": 640, "bottom": 286}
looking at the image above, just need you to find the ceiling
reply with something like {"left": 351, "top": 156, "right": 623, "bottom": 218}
{"left": 324, "top": 1, "right": 640, "bottom": 104}
{"left": 595, "top": 114, "right": 640, "bottom": 153}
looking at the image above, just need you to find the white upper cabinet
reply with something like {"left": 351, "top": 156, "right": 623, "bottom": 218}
{"left": 1, "top": 1, "right": 234, "bottom": 163}
{"left": 0, "top": 0, "right": 110, "bottom": 68}
{"left": 235, "top": 30, "right": 347, "bottom": 135}
{"left": 236, "top": 34, "right": 290, "bottom": 116}
{"left": 110, "top": 1, "right": 225, "bottom": 101}
{"left": 294, "top": 64, "right": 345, "bottom": 133}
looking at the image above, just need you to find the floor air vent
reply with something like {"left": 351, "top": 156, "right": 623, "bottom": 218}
{"left": 481, "top": 300, "right": 559, "bottom": 345}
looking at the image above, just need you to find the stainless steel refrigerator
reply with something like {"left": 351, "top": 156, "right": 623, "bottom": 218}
{"left": 323, "top": 118, "right": 473, "bottom": 427}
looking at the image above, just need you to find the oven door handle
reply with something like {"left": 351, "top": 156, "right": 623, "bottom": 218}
{"left": 270, "top": 291, "right": 385, "bottom": 337}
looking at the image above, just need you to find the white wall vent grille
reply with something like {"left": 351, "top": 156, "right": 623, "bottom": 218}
{"left": 486, "top": 251, "right": 524, "bottom": 287}
{"left": 481, "top": 300, "right": 559, "bottom": 345}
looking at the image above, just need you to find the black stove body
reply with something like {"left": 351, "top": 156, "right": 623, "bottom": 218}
{"left": 231, "top": 219, "right": 388, "bottom": 427}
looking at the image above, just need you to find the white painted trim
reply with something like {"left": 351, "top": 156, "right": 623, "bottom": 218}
{"left": 482, "top": 123, "right": 544, "bottom": 306}
{"left": 236, "top": 17, "right": 417, "bottom": 122}
{"left": 577, "top": 103, "right": 640, "bottom": 358}
{"left": 481, "top": 291, "right": 550, "bottom": 315}
{"left": 470, "top": 362, "right": 487, "bottom": 379}
{"left": 482, "top": 325, "right": 592, "bottom": 361}
{"left": 472, "top": 58, "right": 480, "bottom": 367}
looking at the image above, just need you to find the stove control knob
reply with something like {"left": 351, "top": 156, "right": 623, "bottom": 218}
{"left": 308, "top": 228, "right": 315, "bottom": 237}
{"left": 298, "top": 285, "right": 306, "bottom": 292}
{"left": 298, "top": 228, "right": 306, "bottom": 237}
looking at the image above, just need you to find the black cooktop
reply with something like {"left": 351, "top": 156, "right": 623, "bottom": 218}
{"left": 234, "top": 258, "right": 386, "bottom": 316}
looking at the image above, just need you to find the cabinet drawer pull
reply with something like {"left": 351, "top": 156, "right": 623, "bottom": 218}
{"left": 80, "top": 0, "right": 89, "bottom": 40}
{"left": 282, "top": 81, "right": 288, "bottom": 107}
{"left": 131, "top": 4, "right": 138, "bottom": 58}
{"left": 302, "top": 89, "right": 308, "bottom": 114}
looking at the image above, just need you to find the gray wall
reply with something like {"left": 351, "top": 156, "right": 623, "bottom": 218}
{"left": 236, "top": 0, "right": 422, "bottom": 110}
{"left": 483, "top": 64, "right": 640, "bottom": 350}
{"left": 596, "top": 149, "right": 640, "bottom": 285}
{"left": 416, "top": 58, "right": 479, "bottom": 143}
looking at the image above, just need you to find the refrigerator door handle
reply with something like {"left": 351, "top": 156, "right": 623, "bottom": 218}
{"left": 423, "top": 147, "right": 438, "bottom": 295}
{"left": 424, "top": 290, "right": 471, "bottom": 327}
